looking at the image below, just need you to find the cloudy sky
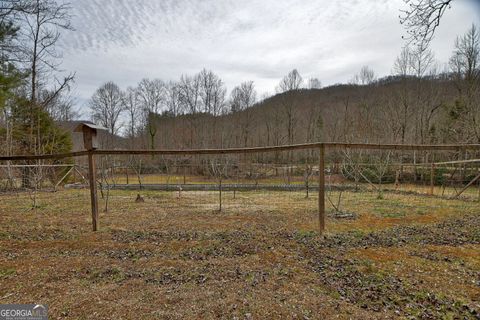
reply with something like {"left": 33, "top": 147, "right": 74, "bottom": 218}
{"left": 58, "top": 0, "right": 480, "bottom": 112}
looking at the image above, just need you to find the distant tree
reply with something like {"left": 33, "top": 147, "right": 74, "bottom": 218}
{"left": 308, "top": 78, "right": 322, "bottom": 89}
{"left": 177, "top": 73, "right": 202, "bottom": 147}
{"left": 136, "top": 78, "right": 166, "bottom": 149}
{"left": 447, "top": 24, "right": 480, "bottom": 142}
{"left": 449, "top": 24, "right": 479, "bottom": 84}
{"left": 197, "top": 69, "right": 226, "bottom": 146}
{"left": 230, "top": 81, "right": 257, "bottom": 146}
{"left": 353, "top": 66, "right": 376, "bottom": 85}
{"left": 89, "top": 81, "right": 124, "bottom": 135}
{"left": 123, "top": 86, "right": 141, "bottom": 140}
{"left": 277, "top": 69, "right": 303, "bottom": 93}
{"left": 178, "top": 73, "right": 201, "bottom": 114}
{"left": 198, "top": 69, "right": 226, "bottom": 116}
{"left": 277, "top": 69, "right": 303, "bottom": 162}
{"left": 230, "top": 81, "right": 256, "bottom": 113}
{"left": 166, "top": 81, "right": 181, "bottom": 116}
{"left": 410, "top": 45, "right": 435, "bottom": 77}
{"left": 394, "top": 46, "right": 413, "bottom": 77}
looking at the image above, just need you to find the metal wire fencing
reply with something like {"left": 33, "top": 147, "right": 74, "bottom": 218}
{"left": 1, "top": 144, "right": 479, "bottom": 232}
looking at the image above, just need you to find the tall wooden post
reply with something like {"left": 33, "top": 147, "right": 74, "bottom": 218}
{"left": 74, "top": 122, "right": 103, "bottom": 232}
{"left": 88, "top": 151, "right": 98, "bottom": 231}
{"left": 318, "top": 144, "right": 325, "bottom": 234}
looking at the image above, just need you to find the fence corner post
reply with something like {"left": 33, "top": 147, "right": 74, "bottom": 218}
{"left": 318, "top": 144, "right": 325, "bottom": 235}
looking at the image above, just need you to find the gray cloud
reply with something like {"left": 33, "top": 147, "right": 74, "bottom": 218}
{"left": 58, "top": 0, "right": 480, "bottom": 111}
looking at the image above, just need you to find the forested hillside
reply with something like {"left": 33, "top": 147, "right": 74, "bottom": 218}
{"left": 84, "top": 25, "right": 479, "bottom": 152}
{"left": 143, "top": 74, "right": 477, "bottom": 151}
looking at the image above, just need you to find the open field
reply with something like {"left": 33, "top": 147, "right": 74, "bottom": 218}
{"left": 80, "top": 172, "right": 480, "bottom": 200}
{"left": 0, "top": 189, "right": 479, "bottom": 319}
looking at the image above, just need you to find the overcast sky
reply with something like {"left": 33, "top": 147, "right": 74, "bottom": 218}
{"left": 58, "top": 0, "right": 480, "bottom": 113}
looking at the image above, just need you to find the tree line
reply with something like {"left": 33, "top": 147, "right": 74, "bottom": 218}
{"left": 0, "top": 0, "right": 77, "bottom": 158}
{"left": 0, "top": 0, "right": 478, "bottom": 162}
{"left": 89, "top": 24, "right": 479, "bottom": 152}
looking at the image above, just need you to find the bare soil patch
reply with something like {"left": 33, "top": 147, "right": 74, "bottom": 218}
{"left": 0, "top": 189, "right": 478, "bottom": 319}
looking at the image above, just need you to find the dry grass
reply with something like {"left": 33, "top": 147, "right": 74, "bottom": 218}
{"left": 0, "top": 189, "right": 479, "bottom": 319}
{"left": 102, "top": 173, "right": 480, "bottom": 199}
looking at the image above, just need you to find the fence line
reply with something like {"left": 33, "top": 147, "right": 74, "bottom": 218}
{"left": 1, "top": 142, "right": 480, "bottom": 161}
{"left": 2, "top": 141, "right": 480, "bottom": 233}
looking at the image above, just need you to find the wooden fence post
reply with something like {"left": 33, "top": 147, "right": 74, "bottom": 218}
{"left": 318, "top": 144, "right": 325, "bottom": 234}
{"left": 219, "top": 177, "right": 222, "bottom": 212}
{"left": 430, "top": 163, "right": 435, "bottom": 195}
{"left": 183, "top": 166, "right": 186, "bottom": 185}
{"left": 88, "top": 151, "right": 99, "bottom": 231}
{"left": 74, "top": 122, "right": 103, "bottom": 232}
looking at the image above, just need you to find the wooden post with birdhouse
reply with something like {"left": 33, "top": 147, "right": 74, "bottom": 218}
{"left": 74, "top": 122, "right": 105, "bottom": 231}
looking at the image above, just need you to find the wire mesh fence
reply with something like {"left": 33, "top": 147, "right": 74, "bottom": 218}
{"left": 1, "top": 144, "right": 479, "bottom": 233}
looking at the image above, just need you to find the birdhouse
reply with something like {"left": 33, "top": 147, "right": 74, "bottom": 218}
{"left": 73, "top": 122, "right": 106, "bottom": 150}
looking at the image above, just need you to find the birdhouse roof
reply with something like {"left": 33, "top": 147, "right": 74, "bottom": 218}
{"left": 73, "top": 122, "right": 107, "bottom": 133}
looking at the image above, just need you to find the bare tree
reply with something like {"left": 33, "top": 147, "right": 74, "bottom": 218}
{"left": 178, "top": 73, "right": 201, "bottom": 114}
{"left": 166, "top": 81, "right": 181, "bottom": 116}
{"left": 394, "top": 46, "right": 413, "bottom": 77}
{"left": 19, "top": 0, "right": 74, "bottom": 104}
{"left": 308, "top": 78, "right": 322, "bottom": 89}
{"left": 448, "top": 24, "right": 480, "bottom": 142}
{"left": 400, "top": 0, "right": 453, "bottom": 46}
{"left": 123, "top": 86, "right": 141, "bottom": 141}
{"left": 196, "top": 69, "right": 226, "bottom": 147}
{"left": 198, "top": 69, "right": 226, "bottom": 116}
{"left": 136, "top": 78, "right": 166, "bottom": 149}
{"left": 42, "top": 89, "right": 78, "bottom": 121}
{"left": 353, "top": 66, "right": 376, "bottom": 85}
{"left": 449, "top": 24, "right": 479, "bottom": 84}
{"left": 208, "top": 156, "right": 232, "bottom": 212}
{"left": 89, "top": 81, "right": 124, "bottom": 135}
{"left": 410, "top": 45, "right": 435, "bottom": 77}
{"left": 12, "top": 0, "right": 74, "bottom": 156}
{"left": 277, "top": 69, "right": 305, "bottom": 146}
{"left": 230, "top": 81, "right": 256, "bottom": 113}
{"left": 277, "top": 69, "right": 303, "bottom": 93}
{"left": 230, "top": 81, "right": 257, "bottom": 147}
{"left": 176, "top": 73, "right": 202, "bottom": 147}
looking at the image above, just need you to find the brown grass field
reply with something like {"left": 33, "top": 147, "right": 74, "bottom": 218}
{"left": 0, "top": 188, "right": 479, "bottom": 319}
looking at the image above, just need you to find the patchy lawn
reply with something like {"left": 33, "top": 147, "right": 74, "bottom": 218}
{"left": 0, "top": 189, "right": 478, "bottom": 319}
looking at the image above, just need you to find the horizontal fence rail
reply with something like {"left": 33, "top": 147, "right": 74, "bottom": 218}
{"left": 1, "top": 142, "right": 480, "bottom": 161}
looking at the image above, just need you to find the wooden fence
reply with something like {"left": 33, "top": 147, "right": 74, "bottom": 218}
{"left": 1, "top": 141, "right": 479, "bottom": 233}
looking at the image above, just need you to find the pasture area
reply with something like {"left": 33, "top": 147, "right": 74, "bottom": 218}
{"left": 0, "top": 188, "right": 479, "bottom": 319}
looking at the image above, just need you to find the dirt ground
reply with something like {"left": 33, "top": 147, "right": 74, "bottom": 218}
{"left": 0, "top": 189, "right": 479, "bottom": 319}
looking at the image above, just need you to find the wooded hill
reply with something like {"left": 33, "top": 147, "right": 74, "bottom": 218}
{"left": 139, "top": 74, "right": 478, "bottom": 151}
